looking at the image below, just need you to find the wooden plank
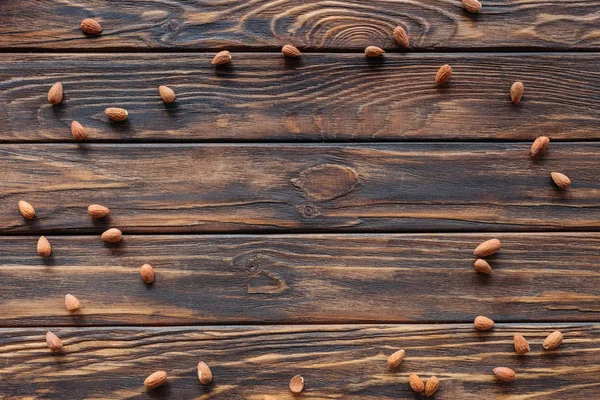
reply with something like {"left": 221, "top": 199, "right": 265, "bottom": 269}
{"left": 1, "top": 53, "right": 600, "bottom": 141}
{"left": 1, "top": 1, "right": 599, "bottom": 50}
{"left": 1, "top": 233, "right": 598, "bottom": 326}
{"left": 2, "top": 143, "right": 599, "bottom": 234}
{"left": 1, "top": 324, "right": 599, "bottom": 399}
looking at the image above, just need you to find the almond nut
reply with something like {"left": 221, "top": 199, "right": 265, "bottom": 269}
{"left": 101, "top": 228, "right": 122, "bottom": 243}
{"left": 282, "top": 44, "right": 301, "bottom": 57}
{"left": 365, "top": 46, "right": 385, "bottom": 57}
{"left": 551, "top": 172, "right": 571, "bottom": 190}
{"left": 104, "top": 107, "right": 128, "bottom": 121}
{"left": 493, "top": 367, "right": 515, "bottom": 382}
{"left": 530, "top": 136, "right": 550, "bottom": 157}
{"left": 159, "top": 86, "right": 176, "bottom": 103}
{"left": 513, "top": 333, "right": 530, "bottom": 354}
{"left": 425, "top": 376, "right": 440, "bottom": 397}
{"left": 46, "top": 331, "right": 63, "bottom": 352}
{"left": 144, "top": 371, "right": 167, "bottom": 389}
{"left": 88, "top": 204, "right": 110, "bottom": 219}
{"left": 543, "top": 331, "right": 563, "bottom": 350}
{"left": 48, "top": 82, "right": 63, "bottom": 105}
{"left": 393, "top": 26, "right": 409, "bottom": 48}
{"left": 71, "top": 121, "right": 88, "bottom": 141}
{"left": 409, "top": 373, "right": 424, "bottom": 392}
{"left": 212, "top": 50, "right": 232, "bottom": 65}
{"left": 140, "top": 264, "right": 155, "bottom": 284}
{"left": 474, "top": 239, "right": 501, "bottom": 257}
{"left": 18, "top": 200, "right": 35, "bottom": 219}
{"left": 510, "top": 82, "right": 524, "bottom": 105}
{"left": 474, "top": 259, "right": 492, "bottom": 274}
{"left": 197, "top": 361, "right": 213, "bottom": 384}
{"left": 435, "top": 64, "right": 452, "bottom": 84}
{"left": 388, "top": 349, "right": 405, "bottom": 369}
{"left": 289, "top": 375, "right": 304, "bottom": 393}
{"left": 80, "top": 18, "right": 102, "bottom": 35}
{"left": 37, "top": 236, "right": 52, "bottom": 257}
{"left": 64, "top": 294, "right": 81, "bottom": 311}
{"left": 463, "top": 0, "right": 482, "bottom": 13}
{"left": 474, "top": 316, "right": 495, "bottom": 331}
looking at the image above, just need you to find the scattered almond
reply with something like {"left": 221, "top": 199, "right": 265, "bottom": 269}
{"left": 101, "top": 228, "right": 122, "bottom": 243}
{"left": 48, "top": 82, "right": 63, "bottom": 105}
{"left": 474, "top": 315, "right": 495, "bottom": 331}
{"left": 159, "top": 86, "right": 176, "bottom": 103}
{"left": 551, "top": 172, "right": 571, "bottom": 190}
{"left": 64, "top": 294, "right": 81, "bottom": 311}
{"left": 462, "top": 0, "right": 482, "bottom": 13}
{"left": 144, "top": 371, "right": 167, "bottom": 389}
{"left": 282, "top": 44, "right": 301, "bottom": 57}
{"left": 80, "top": 18, "right": 102, "bottom": 35}
{"left": 140, "top": 264, "right": 155, "bottom": 284}
{"left": 71, "top": 121, "right": 88, "bottom": 141}
{"left": 513, "top": 334, "right": 530, "bottom": 354}
{"left": 530, "top": 136, "right": 550, "bottom": 157}
{"left": 474, "top": 259, "right": 492, "bottom": 274}
{"left": 409, "top": 373, "right": 425, "bottom": 392}
{"left": 365, "top": 46, "right": 385, "bottom": 57}
{"left": 543, "top": 331, "right": 563, "bottom": 350}
{"left": 393, "top": 26, "right": 409, "bottom": 48}
{"left": 212, "top": 50, "right": 232, "bottom": 65}
{"left": 473, "top": 239, "right": 501, "bottom": 257}
{"left": 425, "top": 376, "right": 440, "bottom": 397}
{"left": 46, "top": 331, "right": 63, "bottom": 352}
{"left": 104, "top": 107, "right": 128, "bottom": 121}
{"left": 197, "top": 361, "right": 213, "bottom": 384}
{"left": 388, "top": 349, "right": 405, "bottom": 369}
{"left": 493, "top": 367, "right": 515, "bottom": 382}
{"left": 18, "top": 200, "right": 35, "bottom": 219}
{"left": 510, "top": 82, "right": 524, "bottom": 105}
{"left": 88, "top": 204, "right": 110, "bottom": 219}
{"left": 37, "top": 236, "right": 52, "bottom": 257}
{"left": 289, "top": 375, "right": 304, "bottom": 393}
{"left": 435, "top": 64, "right": 452, "bottom": 84}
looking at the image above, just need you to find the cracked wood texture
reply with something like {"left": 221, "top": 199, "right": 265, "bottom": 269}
{"left": 1, "top": 143, "right": 599, "bottom": 234}
{"left": 1, "top": 324, "right": 599, "bottom": 399}
{"left": 0, "top": 233, "right": 599, "bottom": 326}
{"left": 1, "top": 0, "right": 600, "bottom": 50}
{"left": 1, "top": 53, "right": 600, "bottom": 142}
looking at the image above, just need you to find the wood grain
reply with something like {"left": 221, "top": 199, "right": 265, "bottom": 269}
{"left": 1, "top": 53, "right": 600, "bottom": 141}
{"left": 1, "top": 324, "right": 599, "bottom": 399}
{"left": 1, "top": 0, "right": 599, "bottom": 50}
{"left": 1, "top": 233, "right": 598, "bottom": 326}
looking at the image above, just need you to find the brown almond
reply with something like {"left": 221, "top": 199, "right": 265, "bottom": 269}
{"left": 551, "top": 172, "right": 571, "bottom": 190}
{"left": 289, "top": 375, "right": 304, "bottom": 393}
{"left": 393, "top": 26, "right": 409, "bottom": 48}
{"left": 474, "top": 259, "right": 492, "bottom": 274}
{"left": 71, "top": 121, "right": 88, "bottom": 141}
{"left": 80, "top": 18, "right": 102, "bottom": 35}
{"left": 18, "top": 200, "right": 35, "bottom": 219}
{"left": 140, "top": 264, "right": 155, "bottom": 284}
{"left": 474, "top": 239, "right": 501, "bottom": 257}
{"left": 530, "top": 136, "right": 550, "bottom": 157}
{"left": 48, "top": 82, "right": 63, "bottom": 105}
{"left": 37, "top": 236, "right": 52, "bottom": 257}
{"left": 510, "top": 81, "right": 524, "bottom": 105}
{"left": 104, "top": 107, "right": 128, "bottom": 121}
{"left": 197, "top": 361, "right": 213, "bottom": 384}
{"left": 159, "top": 86, "right": 176, "bottom": 103}
{"left": 212, "top": 50, "right": 232, "bottom": 65}
{"left": 513, "top": 333, "right": 530, "bottom": 354}
{"left": 543, "top": 330, "right": 563, "bottom": 350}
{"left": 409, "top": 373, "right": 424, "bottom": 392}
{"left": 46, "top": 331, "right": 63, "bottom": 352}
{"left": 144, "top": 370, "right": 167, "bottom": 389}
{"left": 282, "top": 44, "right": 301, "bottom": 57}
{"left": 101, "top": 228, "right": 122, "bottom": 243}
{"left": 425, "top": 376, "right": 440, "bottom": 397}
{"left": 365, "top": 46, "right": 385, "bottom": 57}
{"left": 493, "top": 367, "right": 515, "bottom": 382}
{"left": 388, "top": 349, "right": 405, "bottom": 369}
{"left": 435, "top": 64, "right": 452, "bottom": 84}
{"left": 463, "top": 0, "right": 482, "bottom": 13}
{"left": 64, "top": 294, "right": 81, "bottom": 312}
{"left": 474, "top": 315, "right": 495, "bottom": 331}
{"left": 88, "top": 204, "right": 110, "bottom": 219}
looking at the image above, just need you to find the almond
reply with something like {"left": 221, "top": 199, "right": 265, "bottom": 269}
{"left": 474, "top": 259, "right": 492, "bottom": 274}
{"left": 48, "top": 82, "right": 63, "bottom": 105}
{"left": 393, "top": 26, "right": 409, "bottom": 48}
{"left": 140, "top": 264, "right": 155, "bottom": 284}
{"left": 493, "top": 367, "right": 515, "bottom": 382}
{"left": 543, "top": 331, "right": 563, "bottom": 350}
{"left": 144, "top": 371, "right": 167, "bottom": 389}
{"left": 46, "top": 331, "right": 63, "bottom": 352}
{"left": 425, "top": 376, "right": 440, "bottom": 397}
{"left": 18, "top": 200, "right": 35, "bottom": 219}
{"left": 282, "top": 44, "right": 301, "bottom": 57}
{"left": 365, "top": 46, "right": 385, "bottom": 57}
{"left": 473, "top": 239, "right": 501, "bottom": 257}
{"left": 510, "top": 81, "right": 524, "bottom": 105}
{"left": 530, "top": 136, "right": 550, "bottom": 157}
{"left": 474, "top": 315, "right": 495, "bottom": 331}
{"left": 80, "top": 18, "right": 102, "bottom": 35}
{"left": 158, "top": 86, "right": 176, "bottom": 103}
{"left": 37, "top": 236, "right": 52, "bottom": 257}
{"left": 289, "top": 375, "right": 304, "bottom": 393}
{"left": 104, "top": 107, "right": 128, "bottom": 121}
{"left": 101, "top": 228, "right": 122, "bottom": 243}
{"left": 435, "top": 64, "right": 452, "bottom": 84}
{"left": 197, "top": 361, "right": 213, "bottom": 384}
{"left": 64, "top": 294, "right": 81, "bottom": 311}
{"left": 88, "top": 204, "right": 110, "bottom": 219}
{"left": 71, "top": 121, "right": 88, "bottom": 141}
{"left": 551, "top": 172, "right": 571, "bottom": 190}
{"left": 388, "top": 349, "right": 405, "bottom": 369}
{"left": 462, "top": 0, "right": 482, "bottom": 13}
{"left": 212, "top": 50, "right": 232, "bottom": 65}
{"left": 513, "top": 333, "right": 530, "bottom": 354}
{"left": 409, "top": 373, "right": 424, "bottom": 392}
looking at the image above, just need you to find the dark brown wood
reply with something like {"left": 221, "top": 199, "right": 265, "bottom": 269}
{"left": 0, "top": 0, "right": 599, "bottom": 50}
{"left": 1, "top": 324, "right": 599, "bottom": 399}
{"left": 1, "top": 233, "right": 598, "bottom": 326}
{"left": 1, "top": 53, "right": 600, "bottom": 141}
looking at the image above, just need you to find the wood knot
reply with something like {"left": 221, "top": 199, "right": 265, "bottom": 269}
{"left": 297, "top": 204, "right": 320, "bottom": 218}
{"left": 291, "top": 163, "right": 359, "bottom": 201}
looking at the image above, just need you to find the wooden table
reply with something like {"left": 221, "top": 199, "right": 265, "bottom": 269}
{"left": 1, "top": 1, "right": 599, "bottom": 399}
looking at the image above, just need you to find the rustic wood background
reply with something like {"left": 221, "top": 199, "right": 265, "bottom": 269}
{"left": 0, "top": 1, "right": 599, "bottom": 399}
